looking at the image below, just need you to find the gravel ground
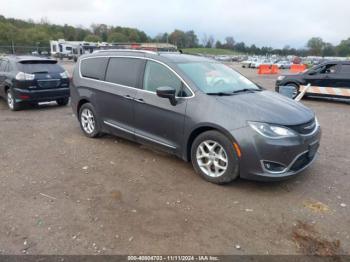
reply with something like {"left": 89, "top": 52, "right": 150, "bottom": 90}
{"left": 0, "top": 61, "right": 349, "bottom": 255}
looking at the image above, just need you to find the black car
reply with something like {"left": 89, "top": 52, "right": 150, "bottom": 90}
{"left": 276, "top": 61, "right": 350, "bottom": 99}
{"left": 0, "top": 56, "right": 70, "bottom": 111}
{"left": 70, "top": 50, "right": 320, "bottom": 184}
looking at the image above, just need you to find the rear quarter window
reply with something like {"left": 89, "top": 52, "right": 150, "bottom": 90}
{"left": 80, "top": 57, "right": 109, "bottom": 80}
{"left": 105, "top": 57, "right": 144, "bottom": 87}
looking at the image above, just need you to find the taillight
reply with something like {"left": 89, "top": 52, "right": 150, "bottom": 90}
{"left": 60, "top": 70, "right": 70, "bottom": 79}
{"left": 15, "top": 72, "right": 35, "bottom": 81}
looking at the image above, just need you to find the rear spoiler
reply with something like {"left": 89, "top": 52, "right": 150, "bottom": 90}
{"left": 19, "top": 59, "right": 57, "bottom": 64}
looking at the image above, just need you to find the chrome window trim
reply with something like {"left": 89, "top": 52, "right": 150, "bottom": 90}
{"left": 79, "top": 55, "right": 195, "bottom": 99}
{"left": 104, "top": 121, "right": 176, "bottom": 149}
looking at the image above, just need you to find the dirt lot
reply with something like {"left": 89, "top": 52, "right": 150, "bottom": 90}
{"left": 0, "top": 61, "right": 349, "bottom": 255}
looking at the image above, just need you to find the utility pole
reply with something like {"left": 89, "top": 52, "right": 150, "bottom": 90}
{"left": 11, "top": 40, "right": 15, "bottom": 54}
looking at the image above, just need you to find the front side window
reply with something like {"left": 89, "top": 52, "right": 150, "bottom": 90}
{"left": 319, "top": 64, "right": 337, "bottom": 74}
{"left": 143, "top": 61, "right": 190, "bottom": 97}
{"left": 105, "top": 57, "right": 144, "bottom": 87}
{"left": 177, "top": 62, "right": 260, "bottom": 94}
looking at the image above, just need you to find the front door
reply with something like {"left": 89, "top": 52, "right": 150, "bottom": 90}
{"left": 133, "top": 60, "right": 192, "bottom": 152}
{"left": 305, "top": 63, "right": 338, "bottom": 88}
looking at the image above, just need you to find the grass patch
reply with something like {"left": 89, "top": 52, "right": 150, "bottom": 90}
{"left": 182, "top": 48, "right": 242, "bottom": 56}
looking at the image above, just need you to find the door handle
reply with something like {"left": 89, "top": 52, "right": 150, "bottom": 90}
{"left": 124, "top": 95, "right": 134, "bottom": 100}
{"left": 135, "top": 98, "right": 145, "bottom": 104}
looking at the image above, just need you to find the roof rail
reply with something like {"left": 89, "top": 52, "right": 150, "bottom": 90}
{"left": 94, "top": 49, "right": 158, "bottom": 55}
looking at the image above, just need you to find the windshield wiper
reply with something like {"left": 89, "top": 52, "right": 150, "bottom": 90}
{"left": 232, "top": 88, "right": 260, "bottom": 94}
{"left": 206, "top": 92, "right": 235, "bottom": 96}
{"left": 32, "top": 71, "right": 49, "bottom": 74}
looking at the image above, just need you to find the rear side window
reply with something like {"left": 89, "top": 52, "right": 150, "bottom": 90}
{"left": 105, "top": 58, "right": 144, "bottom": 87}
{"left": 340, "top": 65, "right": 350, "bottom": 74}
{"left": 19, "top": 61, "right": 63, "bottom": 74}
{"left": 81, "top": 57, "right": 109, "bottom": 80}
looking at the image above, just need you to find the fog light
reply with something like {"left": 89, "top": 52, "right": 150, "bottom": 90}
{"left": 263, "top": 161, "right": 286, "bottom": 172}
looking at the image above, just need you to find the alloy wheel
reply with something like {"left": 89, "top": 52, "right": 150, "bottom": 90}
{"left": 7, "top": 91, "right": 14, "bottom": 110}
{"left": 196, "top": 140, "right": 228, "bottom": 177}
{"left": 80, "top": 108, "right": 95, "bottom": 134}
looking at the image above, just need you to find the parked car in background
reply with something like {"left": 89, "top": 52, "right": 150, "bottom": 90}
{"left": 276, "top": 60, "right": 292, "bottom": 69}
{"left": 0, "top": 56, "right": 70, "bottom": 111}
{"left": 276, "top": 60, "right": 350, "bottom": 99}
{"left": 71, "top": 50, "right": 320, "bottom": 184}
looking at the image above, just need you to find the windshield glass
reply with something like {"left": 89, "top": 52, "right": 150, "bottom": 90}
{"left": 177, "top": 62, "right": 260, "bottom": 94}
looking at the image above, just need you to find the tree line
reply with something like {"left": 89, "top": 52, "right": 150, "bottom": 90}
{"left": 0, "top": 15, "right": 350, "bottom": 57}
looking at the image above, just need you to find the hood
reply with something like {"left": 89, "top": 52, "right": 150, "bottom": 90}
{"left": 216, "top": 90, "right": 314, "bottom": 125}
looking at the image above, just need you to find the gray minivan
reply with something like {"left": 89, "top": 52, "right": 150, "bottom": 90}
{"left": 70, "top": 50, "right": 321, "bottom": 184}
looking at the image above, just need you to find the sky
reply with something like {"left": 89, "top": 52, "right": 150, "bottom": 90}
{"left": 0, "top": 0, "right": 349, "bottom": 48}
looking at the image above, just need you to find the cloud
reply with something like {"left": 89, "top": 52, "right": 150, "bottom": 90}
{"left": 0, "top": 0, "right": 349, "bottom": 48}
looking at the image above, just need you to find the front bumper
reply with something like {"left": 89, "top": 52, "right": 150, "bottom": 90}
{"left": 231, "top": 125, "right": 321, "bottom": 181}
{"left": 13, "top": 87, "right": 70, "bottom": 103}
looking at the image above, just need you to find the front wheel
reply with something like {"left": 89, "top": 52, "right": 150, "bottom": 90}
{"left": 191, "top": 131, "right": 240, "bottom": 184}
{"left": 6, "top": 89, "right": 21, "bottom": 111}
{"left": 277, "top": 83, "right": 300, "bottom": 99}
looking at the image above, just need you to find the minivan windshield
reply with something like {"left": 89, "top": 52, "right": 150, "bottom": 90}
{"left": 177, "top": 62, "right": 260, "bottom": 94}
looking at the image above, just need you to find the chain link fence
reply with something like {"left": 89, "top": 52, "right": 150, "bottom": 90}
{"left": 0, "top": 45, "right": 50, "bottom": 56}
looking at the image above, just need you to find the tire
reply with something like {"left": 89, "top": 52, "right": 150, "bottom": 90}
{"left": 78, "top": 103, "right": 101, "bottom": 138}
{"left": 6, "top": 89, "right": 21, "bottom": 111}
{"left": 285, "top": 83, "right": 300, "bottom": 99}
{"left": 191, "top": 130, "right": 240, "bottom": 184}
{"left": 277, "top": 83, "right": 300, "bottom": 99}
{"left": 56, "top": 98, "right": 69, "bottom": 106}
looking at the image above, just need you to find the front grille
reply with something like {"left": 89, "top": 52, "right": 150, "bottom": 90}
{"left": 287, "top": 118, "right": 316, "bottom": 135}
{"left": 37, "top": 80, "right": 61, "bottom": 89}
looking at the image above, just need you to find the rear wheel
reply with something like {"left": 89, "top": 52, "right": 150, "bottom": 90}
{"left": 6, "top": 89, "right": 21, "bottom": 111}
{"left": 79, "top": 103, "right": 101, "bottom": 138}
{"left": 191, "top": 131, "right": 240, "bottom": 184}
{"left": 56, "top": 98, "right": 69, "bottom": 106}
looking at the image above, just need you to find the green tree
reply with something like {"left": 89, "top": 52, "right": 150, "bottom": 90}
{"left": 322, "top": 43, "right": 335, "bottom": 56}
{"left": 84, "top": 34, "right": 101, "bottom": 42}
{"left": 215, "top": 40, "right": 223, "bottom": 49}
{"left": 107, "top": 32, "right": 128, "bottom": 43}
{"left": 224, "top": 36, "right": 235, "bottom": 49}
{"left": 336, "top": 38, "right": 350, "bottom": 56}
{"left": 307, "top": 37, "right": 325, "bottom": 56}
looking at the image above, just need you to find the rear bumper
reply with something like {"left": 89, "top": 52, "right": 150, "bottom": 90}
{"left": 13, "top": 87, "right": 70, "bottom": 102}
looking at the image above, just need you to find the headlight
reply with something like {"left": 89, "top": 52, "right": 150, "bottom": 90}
{"left": 277, "top": 75, "right": 285, "bottom": 81}
{"left": 249, "top": 122, "right": 297, "bottom": 139}
{"left": 15, "top": 72, "right": 35, "bottom": 81}
{"left": 60, "top": 71, "right": 70, "bottom": 79}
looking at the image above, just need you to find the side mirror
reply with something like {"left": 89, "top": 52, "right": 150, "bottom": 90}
{"left": 279, "top": 86, "right": 297, "bottom": 99}
{"left": 156, "top": 86, "right": 177, "bottom": 106}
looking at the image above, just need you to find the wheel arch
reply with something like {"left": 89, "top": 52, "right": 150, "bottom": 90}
{"left": 185, "top": 124, "right": 237, "bottom": 162}
{"left": 77, "top": 98, "right": 90, "bottom": 115}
